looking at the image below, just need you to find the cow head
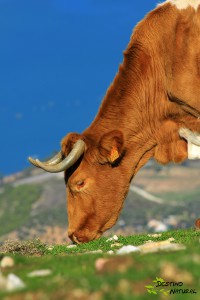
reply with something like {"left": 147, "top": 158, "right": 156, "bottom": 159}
{"left": 29, "top": 130, "right": 131, "bottom": 243}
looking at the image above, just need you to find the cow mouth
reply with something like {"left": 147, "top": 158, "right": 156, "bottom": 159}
{"left": 71, "top": 231, "right": 103, "bottom": 244}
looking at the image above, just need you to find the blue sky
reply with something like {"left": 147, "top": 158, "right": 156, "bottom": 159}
{"left": 0, "top": 0, "right": 158, "bottom": 175}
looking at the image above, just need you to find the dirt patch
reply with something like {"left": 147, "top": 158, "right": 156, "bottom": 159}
{"left": 0, "top": 239, "right": 46, "bottom": 256}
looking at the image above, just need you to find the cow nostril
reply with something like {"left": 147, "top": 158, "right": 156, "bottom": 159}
{"left": 73, "top": 235, "right": 81, "bottom": 244}
{"left": 69, "top": 231, "right": 90, "bottom": 244}
{"left": 68, "top": 231, "right": 82, "bottom": 244}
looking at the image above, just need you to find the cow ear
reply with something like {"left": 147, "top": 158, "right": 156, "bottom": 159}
{"left": 98, "top": 130, "right": 124, "bottom": 164}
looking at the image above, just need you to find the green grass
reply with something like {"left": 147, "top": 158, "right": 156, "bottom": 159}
{"left": 0, "top": 229, "right": 199, "bottom": 300}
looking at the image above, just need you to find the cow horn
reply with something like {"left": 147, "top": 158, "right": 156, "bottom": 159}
{"left": 29, "top": 151, "right": 63, "bottom": 168}
{"left": 179, "top": 128, "right": 200, "bottom": 146}
{"left": 28, "top": 140, "right": 86, "bottom": 173}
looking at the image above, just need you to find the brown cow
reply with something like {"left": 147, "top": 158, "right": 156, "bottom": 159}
{"left": 29, "top": 0, "right": 200, "bottom": 243}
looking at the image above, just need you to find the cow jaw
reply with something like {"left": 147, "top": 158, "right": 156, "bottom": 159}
{"left": 68, "top": 216, "right": 121, "bottom": 244}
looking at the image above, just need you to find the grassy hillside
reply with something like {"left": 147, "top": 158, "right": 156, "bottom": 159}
{"left": 0, "top": 185, "right": 42, "bottom": 236}
{"left": 0, "top": 164, "right": 200, "bottom": 243}
{"left": 0, "top": 229, "right": 199, "bottom": 300}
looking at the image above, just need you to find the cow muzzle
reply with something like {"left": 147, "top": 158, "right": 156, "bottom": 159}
{"left": 68, "top": 230, "right": 102, "bottom": 244}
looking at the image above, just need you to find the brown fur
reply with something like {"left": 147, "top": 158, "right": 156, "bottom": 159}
{"left": 61, "top": 2, "right": 200, "bottom": 243}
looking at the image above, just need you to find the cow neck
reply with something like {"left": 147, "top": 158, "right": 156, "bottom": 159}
{"left": 83, "top": 42, "right": 162, "bottom": 176}
{"left": 84, "top": 117, "right": 156, "bottom": 182}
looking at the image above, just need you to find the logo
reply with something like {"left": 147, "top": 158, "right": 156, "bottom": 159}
{"left": 145, "top": 277, "right": 197, "bottom": 296}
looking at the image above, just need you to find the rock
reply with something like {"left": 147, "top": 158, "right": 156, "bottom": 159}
{"left": 27, "top": 269, "right": 52, "bottom": 277}
{"left": 6, "top": 274, "right": 26, "bottom": 291}
{"left": 144, "top": 240, "right": 153, "bottom": 244}
{"left": 111, "top": 243, "right": 123, "bottom": 248}
{"left": 84, "top": 250, "right": 103, "bottom": 255}
{"left": 47, "top": 247, "right": 54, "bottom": 251}
{"left": 106, "top": 235, "right": 118, "bottom": 242}
{"left": 0, "top": 256, "right": 15, "bottom": 268}
{"left": 107, "top": 250, "right": 114, "bottom": 255}
{"left": 160, "top": 262, "right": 193, "bottom": 284}
{"left": 147, "top": 220, "right": 168, "bottom": 232}
{"left": 95, "top": 256, "right": 133, "bottom": 274}
{"left": 148, "top": 233, "right": 162, "bottom": 238}
{"left": 116, "top": 245, "right": 140, "bottom": 255}
{"left": 168, "top": 237, "right": 175, "bottom": 242}
{"left": 139, "top": 240, "right": 186, "bottom": 254}
{"left": 95, "top": 258, "right": 109, "bottom": 272}
{"left": 66, "top": 244, "right": 77, "bottom": 249}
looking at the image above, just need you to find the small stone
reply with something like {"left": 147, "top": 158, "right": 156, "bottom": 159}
{"left": 84, "top": 250, "right": 103, "bottom": 255}
{"left": 6, "top": 274, "right": 26, "bottom": 291}
{"left": 95, "top": 257, "right": 133, "bottom": 274}
{"left": 66, "top": 244, "right": 77, "bottom": 249}
{"left": 95, "top": 258, "right": 109, "bottom": 272}
{"left": 47, "top": 247, "right": 54, "bottom": 251}
{"left": 111, "top": 243, "right": 123, "bottom": 248}
{"left": 0, "top": 257, "right": 15, "bottom": 268}
{"left": 106, "top": 235, "right": 119, "bottom": 242}
{"left": 161, "top": 262, "right": 193, "bottom": 284}
{"left": 139, "top": 240, "right": 186, "bottom": 254}
{"left": 148, "top": 233, "right": 162, "bottom": 238}
{"left": 27, "top": 269, "right": 52, "bottom": 277}
{"left": 116, "top": 245, "right": 140, "bottom": 255}
{"left": 107, "top": 250, "right": 114, "bottom": 255}
{"left": 168, "top": 237, "right": 175, "bottom": 242}
{"left": 144, "top": 240, "right": 153, "bottom": 244}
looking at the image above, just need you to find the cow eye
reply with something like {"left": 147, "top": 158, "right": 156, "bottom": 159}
{"left": 76, "top": 180, "right": 85, "bottom": 189}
